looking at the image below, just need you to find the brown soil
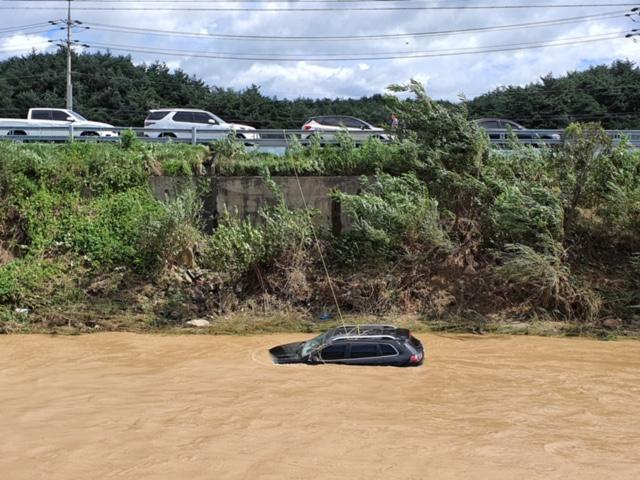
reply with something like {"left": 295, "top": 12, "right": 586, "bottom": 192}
{"left": 0, "top": 333, "right": 639, "bottom": 479}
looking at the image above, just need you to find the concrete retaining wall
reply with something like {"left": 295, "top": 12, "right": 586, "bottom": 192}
{"left": 150, "top": 175, "right": 363, "bottom": 233}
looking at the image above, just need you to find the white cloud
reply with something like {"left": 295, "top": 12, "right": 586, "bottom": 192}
{"left": 0, "top": 34, "right": 52, "bottom": 58}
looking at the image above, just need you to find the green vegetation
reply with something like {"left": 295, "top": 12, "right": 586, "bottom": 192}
{"left": 2, "top": 51, "right": 639, "bottom": 130}
{"left": 1, "top": 78, "right": 639, "bottom": 336}
{"left": 468, "top": 60, "right": 640, "bottom": 129}
{"left": 213, "top": 134, "right": 421, "bottom": 176}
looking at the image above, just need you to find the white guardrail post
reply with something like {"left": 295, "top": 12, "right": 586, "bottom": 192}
{"left": 68, "top": 123, "right": 74, "bottom": 143}
{"left": 191, "top": 127, "right": 197, "bottom": 146}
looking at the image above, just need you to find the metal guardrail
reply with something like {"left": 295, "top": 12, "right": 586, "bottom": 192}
{"left": 1, "top": 125, "right": 640, "bottom": 148}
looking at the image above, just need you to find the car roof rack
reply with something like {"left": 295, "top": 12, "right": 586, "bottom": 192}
{"left": 330, "top": 324, "right": 401, "bottom": 340}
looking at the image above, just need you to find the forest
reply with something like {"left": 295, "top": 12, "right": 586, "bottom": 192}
{"left": 0, "top": 50, "right": 639, "bottom": 129}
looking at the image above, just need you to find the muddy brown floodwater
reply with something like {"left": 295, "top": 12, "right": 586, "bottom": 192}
{"left": 1, "top": 333, "right": 639, "bottom": 479}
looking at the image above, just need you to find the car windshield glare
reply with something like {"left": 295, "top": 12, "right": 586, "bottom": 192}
{"left": 301, "top": 332, "right": 329, "bottom": 357}
{"left": 72, "top": 112, "right": 87, "bottom": 121}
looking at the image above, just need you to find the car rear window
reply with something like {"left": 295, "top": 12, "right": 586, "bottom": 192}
{"left": 146, "top": 111, "right": 168, "bottom": 121}
{"left": 380, "top": 344, "right": 398, "bottom": 356}
{"left": 409, "top": 336, "right": 422, "bottom": 348}
{"left": 349, "top": 343, "right": 379, "bottom": 359}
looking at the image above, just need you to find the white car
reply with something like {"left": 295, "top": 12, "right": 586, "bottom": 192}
{"left": 143, "top": 108, "right": 259, "bottom": 141}
{"left": 301, "top": 115, "right": 390, "bottom": 141}
{"left": 0, "top": 108, "right": 117, "bottom": 138}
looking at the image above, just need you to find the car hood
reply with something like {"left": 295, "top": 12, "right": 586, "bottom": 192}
{"left": 269, "top": 341, "right": 305, "bottom": 364}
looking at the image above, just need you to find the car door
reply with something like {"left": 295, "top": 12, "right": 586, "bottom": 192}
{"left": 503, "top": 120, "right": 533, "bottom": 141}
{"left": 171, "top": 111, "right": 196, "bottom": 138}
{"left": 344, "top": 342, "right": 383, "bottom": 366}
{"left": 341, "top": 117, "right": 368, "bottom": 140}
{"left": 318, "top": 343, "right": 349, "bottom": 364}
{"left": 478, "top": 120, "right": 502, "bottom": 140}
{"left": 192, "top": 111, "right": 226, "bottom": 140}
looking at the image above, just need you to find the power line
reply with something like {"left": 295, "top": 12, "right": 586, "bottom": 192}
{"left": 82, "top": 31, "right": 627, "bottom": 61}
{"left": 0, "top": 21, "right": 51, "bottom": 33}
{"left": 1, "top": 3, "right": 639, "bottom": 11}
{"left": 83, "top": 10, "right": 626, "bottom": 42}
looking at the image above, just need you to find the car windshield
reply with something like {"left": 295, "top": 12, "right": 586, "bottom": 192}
{"left": 71, "top": 111, "right": 87, "bottom": 121}
{"left": 210, "top": 113, "right": 226, "bottom": 124}
{"left": 301, "top": 331, "right": 330, "bottom": 357}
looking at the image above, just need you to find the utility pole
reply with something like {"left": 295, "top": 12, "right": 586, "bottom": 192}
{"left": 66, "top": 0, "right": 72, "bottom": 110}
{"left": 49, "top": 1, "right": 87, "bottom": 111}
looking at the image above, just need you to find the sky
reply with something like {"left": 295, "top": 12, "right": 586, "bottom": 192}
{"left": 0, "top": 0, "right": 639, "bottom": 100}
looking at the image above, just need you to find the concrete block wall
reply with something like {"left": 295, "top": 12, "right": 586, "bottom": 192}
{"left": 150, "top": 176, "right": 364, "bottom": 233}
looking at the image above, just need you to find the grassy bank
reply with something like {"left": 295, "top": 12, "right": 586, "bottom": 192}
{"left": 1, "top": 81, "right": 640, "bottom": 338}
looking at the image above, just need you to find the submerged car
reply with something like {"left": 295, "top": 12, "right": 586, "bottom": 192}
{"left": 269, "top": 324, "right": 424, "bottom": 367}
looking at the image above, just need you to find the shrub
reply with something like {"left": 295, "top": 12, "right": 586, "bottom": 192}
{"left": 487, "top": 185, "right": 564, "bottom": 251}
{"left": 333, "top": 172, "right": 451, "bottom": 264}
{"left": 495, "top": 243, "right": 600, "bottom": 320}
{"left": 0, "top": 258, "right": 81, "bottom": 308}
{"left": 159, "top": 187, "right": 204, "bottom": 266}
{"left": 202, "top": 203, "right": 314, "bottom": 276}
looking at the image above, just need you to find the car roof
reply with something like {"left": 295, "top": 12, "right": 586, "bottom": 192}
{"left": 309, "top": 115, "right": 368, "bottom": 122}
{"left": 474, "top": 118, "right": 525, "bottom": 128}
{"left": 326, "top": 324, "right": 410, "bottom": 342}
{"left": 149, "top": 108, "right": 211, "bottom": 113}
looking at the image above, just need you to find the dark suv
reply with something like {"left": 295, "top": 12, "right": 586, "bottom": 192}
{"left": 269, "top": 324, "right": 424, "bottom": 367}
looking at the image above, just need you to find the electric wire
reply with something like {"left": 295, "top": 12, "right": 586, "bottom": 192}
{"left": 81, "top": 32, "right": 627, "bottom": 62}
{"left": 0, "top": 2, "right": 639, "bottom": 11}
{"left": 83, "top": 10, "right": 626, "bottom": 42}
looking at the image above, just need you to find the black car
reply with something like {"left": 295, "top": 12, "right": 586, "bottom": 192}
{"left": 269, "top": 324, "right": 424, "bottom": 367}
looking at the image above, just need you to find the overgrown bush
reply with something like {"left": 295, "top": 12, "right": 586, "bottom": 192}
{"left": 487, "top": 186, "right": 564, "bottom": 251}
{"left": 333, "top": 172, "right": 451, "bottom": 265}
{"left": 212, "top": 134, "right": 422, "bottom": 176}
{"left": 494, "top": 243, "right": 600, "bottom": 320}
{"left": 0, "top": 257, "right": 82, "bottom": 308}
{"left": 202, "top": 203, "right": 314, "bottom": 276}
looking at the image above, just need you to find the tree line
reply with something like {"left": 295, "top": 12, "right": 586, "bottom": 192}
{"left": 0, "top": 49, "right": 639, "bottom": 129}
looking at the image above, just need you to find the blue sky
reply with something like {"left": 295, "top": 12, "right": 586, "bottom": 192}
{"left": 1, "top": 0, "right": 639, "bottom": 100}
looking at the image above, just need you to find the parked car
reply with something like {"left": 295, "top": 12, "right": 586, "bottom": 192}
{"left": 302, "top": 115, "right": 390, "bottom": 142}
{"left": 0, "top": 108, "right": 117, "bottom": 139}
{"left": 143, "top": 108, "right": 259, "bottom": 141}
{"left": 269, "top": 324, "right": 424, "bottom": 367}
{"left": 474, "top": 118, "right": 561, "bottom": 143}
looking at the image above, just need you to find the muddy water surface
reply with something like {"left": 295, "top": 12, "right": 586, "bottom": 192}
{"left": 1, "top": 333, "right": 639, "bottom": 479}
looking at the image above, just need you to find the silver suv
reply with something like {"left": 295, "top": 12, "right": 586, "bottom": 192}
{"left": 143, "top": 108, "right": 259, "bottom": 141}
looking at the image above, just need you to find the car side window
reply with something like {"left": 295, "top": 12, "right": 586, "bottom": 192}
{"left": 321, "top": 117, "right": 338, "bottom": 127}
{"left": 146, "top": 111, "right": 168, "bottom": 121}
{"left": 51, "top": 110, "right": 69, "bottom": 121}
{"left": 341, "top": 117, "right": 364, "bottom": 129}
{"left": 173, "top": 112, "right": 193, "bottom": 123}
{"left": 192, "top": 112, "right": 212, "bottom": 124}
{"left": 380, "top": 344, "right": 398, "bottom": 356}
{"left": 320, "top": 344, "right": 348, "bottom": 361}
{"left": 479, "top": 120, "right": 500, "bottom": 129}
{"left": 349, "top": 343, "right": 379, "bottom": 359}
{"left": 31, "top": 110, "right": 51, "bottom": 120}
